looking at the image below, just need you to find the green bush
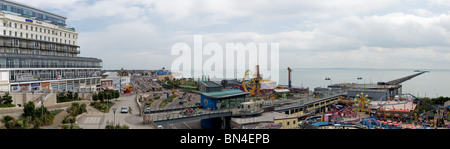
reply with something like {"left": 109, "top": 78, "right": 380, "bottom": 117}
{"left": 57, "top": 92, "right": 82, "bottom": 103}
{"left": 68, "top": 102, "right": 87, "bottom": 116}
{"left": 62, "top": 115, "right": 77, "bottom": 124}
{"left": 1, "top": 115, "right": 29, "bottom": 129}
{"left": 90, "top": 101, "right": 114, "bottom": 113}
{"left": 0, "top": 92, "right": 14, "bottom": 108}
{"left": 22, "top": 102, "right": 58, "bottom": 127}
{"left": 61, "top": 124, "right": 81, "bottom": 129}
{"left": 23, "top": 101, "right": 35, "bottom": 118}
{"left": 105, "top": 122, "right": 129, "bottom": 129}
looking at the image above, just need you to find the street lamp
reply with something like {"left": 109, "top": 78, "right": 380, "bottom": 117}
{"left": 112, "top": 108, "right": 117, "bottom": 126}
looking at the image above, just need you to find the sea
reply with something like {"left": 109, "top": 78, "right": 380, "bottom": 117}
{"left": 277, "top": 68, "right": 450, "bottom": 98}
{"left": 181, "top": 68, "right": 450, "bottom": 98}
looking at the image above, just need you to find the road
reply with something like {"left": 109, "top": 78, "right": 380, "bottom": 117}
{"left": 77, "top": 94, "right": 153, "bottom": 129}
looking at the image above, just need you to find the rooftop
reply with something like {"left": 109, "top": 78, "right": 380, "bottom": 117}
{"left": 199, "top": 89, "right": 250, "bottom": 99}
{"left": 202, "top": 81, "right": 222, "bottom": 88}
{"left": 1, "top": 0, "right": 66, "bottom": 19}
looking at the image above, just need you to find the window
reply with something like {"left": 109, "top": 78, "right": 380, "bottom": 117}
{"left": 14, "top": 23, "right": 16, "bottom": 28}
{"left": 44, "top": 29, "right": 46, "bottom": 33}
{"left": 39, "top": 28, "right": 42, "bottom": 32}
{"left": 293, "top": 120, "right": 296, "bottom": 125}
{"left": 3, "top": 30, "right": 5, "bottom": 35}
{"left": 20, "top": 24, "right": 22, "bottom": 29}
{"left": 14, "top": 32, "right": 17, "bottom": 37}
{"left": 287, "top": 121, "right": 290, "bottom": 125}
{"left": 31, "top": 26, "right": 33, "bottom": 31}
{"left": 25, "top": 25, "right": 28, "bottom": 30}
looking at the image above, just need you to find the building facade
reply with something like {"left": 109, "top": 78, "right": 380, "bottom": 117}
{"left": 0, "top": 0, "right": 102, "bottom": 93}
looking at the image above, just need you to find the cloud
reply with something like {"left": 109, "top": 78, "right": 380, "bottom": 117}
{"left": 10, "top": 0, "right": 450, "bottom": 70}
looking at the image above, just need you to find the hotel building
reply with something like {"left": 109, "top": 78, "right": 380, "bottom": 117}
{"left": 0, "top": 0, "right": 102, "bottom": 93}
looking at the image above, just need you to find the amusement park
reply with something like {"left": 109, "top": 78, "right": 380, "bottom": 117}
{"left": 133, "top": 65, "right": 450, "bottom": 130}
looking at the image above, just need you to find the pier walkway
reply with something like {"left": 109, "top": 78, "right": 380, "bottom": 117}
{"left": 386, "top": 71, "right": 427, "bottom": 85}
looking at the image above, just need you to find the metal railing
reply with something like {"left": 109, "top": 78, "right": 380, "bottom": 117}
{"left": 148, "top": 108, "right": 232, "bottom": 122}
{"left": 274, "top": 91, "right": 345, "bottom": 111}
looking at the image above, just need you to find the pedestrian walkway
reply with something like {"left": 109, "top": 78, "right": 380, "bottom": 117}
{"left": 77, "top": 95, "right": 153, "bottom": 129}
{"left": 43, "top": 110, "right": 69, "bottom": 129}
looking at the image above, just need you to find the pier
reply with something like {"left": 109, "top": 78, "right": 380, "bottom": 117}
{"left": 386, "top": 71, "right": 427, "bottom": 85}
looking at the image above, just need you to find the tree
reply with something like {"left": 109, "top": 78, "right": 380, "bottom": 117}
{"left": 113, "top": 90, "right": 120, "bottom": 99}
{"left": 23, "top": 101, "right": 35, "bottom": 118}
{"left": 98, "top": 91, "right": 105, "bottom": 102}
{"left": 1, "top": 92, "right": 12, "bottom": 105}
{"left": 92, "top": 92, "right": 98, "bottom": 101}
{"left": 34, "top": 106, "right": 49, "bottom": 118}
{"left": 67, "top": 91, "right": 74, "bottom": 100}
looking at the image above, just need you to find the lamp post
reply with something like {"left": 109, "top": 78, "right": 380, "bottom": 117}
{"left": 112, "top": 108, "right": 117, "bottom": 126}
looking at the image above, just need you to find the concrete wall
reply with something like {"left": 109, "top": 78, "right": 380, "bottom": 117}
{"left": 274, "top": 118, "right": 298, "bottom": 129}
{"left": 6, "top": 92, "right": 60, "bottom": 107}
{"left": 43, "top": 93, "right": 56, "bottom": 107}
{"left": 8, "top": 92, "right": 38, "bottom": 107}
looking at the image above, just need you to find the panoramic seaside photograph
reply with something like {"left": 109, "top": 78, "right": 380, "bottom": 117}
{"left": 0, "top": 0, "right": 449, "bottom": 146}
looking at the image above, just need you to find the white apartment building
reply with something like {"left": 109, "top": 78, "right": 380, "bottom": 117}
{"left": 0, "top": 0, "right": 102, "bottom": 93}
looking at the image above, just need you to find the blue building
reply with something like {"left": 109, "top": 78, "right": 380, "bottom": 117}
{"left": 198, "top": 81, "right": 249, "bottom": 110}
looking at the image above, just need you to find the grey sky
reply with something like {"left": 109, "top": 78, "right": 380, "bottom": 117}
{"left": 15, "top": 0, "right": 450, "bottom": 70}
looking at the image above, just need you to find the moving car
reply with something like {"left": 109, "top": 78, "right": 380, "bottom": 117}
{"left": 121, "top": 107, "right": 128, "bottom": 113}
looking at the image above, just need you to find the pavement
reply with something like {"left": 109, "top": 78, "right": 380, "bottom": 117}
{"left": 43, "top": 110, "right": 69, "bottom": 129}
{"left": 77, "top": 94, "right": 153, "bottom": 129}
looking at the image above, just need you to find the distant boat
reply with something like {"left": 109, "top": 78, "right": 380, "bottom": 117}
{"left": 357, "top": 77, "right": 362, "bottom": 80}
{"left": 414, "top": 70, "right": 421, "bottom": 72}
{"left": 325, "top": 77, "right": 331, "bottom": 80}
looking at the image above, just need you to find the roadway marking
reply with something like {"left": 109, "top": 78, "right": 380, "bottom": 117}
{"left": 83, "top": 117, "right": 101, "bottom": 124}
{"left": 183, "top": 122, "right": 192, "bottom": 129}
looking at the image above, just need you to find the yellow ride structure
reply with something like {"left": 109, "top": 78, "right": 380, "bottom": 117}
{"left": 241, "top": 65, "right": 275, "bottom": 96}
